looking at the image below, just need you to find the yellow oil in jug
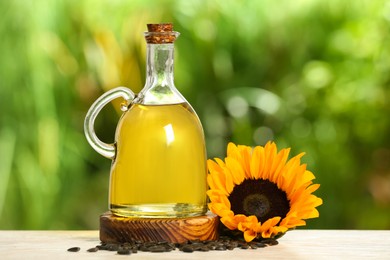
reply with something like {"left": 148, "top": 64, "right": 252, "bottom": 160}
{"left": 109, "top": 102, "right": 207, "bottom": 218}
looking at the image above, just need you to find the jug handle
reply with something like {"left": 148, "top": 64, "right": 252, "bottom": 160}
{"left": 84, "top": 87, "right": 135, "bottom": 160}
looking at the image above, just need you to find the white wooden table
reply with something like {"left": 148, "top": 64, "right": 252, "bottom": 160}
{"left": 0, "top": 230, "right": 389, "bottom": 259}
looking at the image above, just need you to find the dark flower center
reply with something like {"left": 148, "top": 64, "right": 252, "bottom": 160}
{"left": 228, "top": 179, "right": 290, "bottom": 223}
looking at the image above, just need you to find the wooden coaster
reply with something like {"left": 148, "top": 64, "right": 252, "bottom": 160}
{"left": 100, "top": 211, "right": 219, "bottom": 243}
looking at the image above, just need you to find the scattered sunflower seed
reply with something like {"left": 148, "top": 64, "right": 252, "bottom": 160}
{"left": 149, "top": 245, "right": 167, "bottom": 253}
{"left": 87, "top": 247, "right": 98, "bottom": 252}
{"left": 67, "top": 247, "right": 80, "bottom": 252}
{"left": 181, "top": 245, "right": 194, "bottom": 253}
{"left": 262, "top": 238, "right": 279, "bottom": 246}
{"left": 240, "top": 244, "right": 250, "bottom": 249}
{"left": 66, "top": 235, "right": 279, "bottom": 255}
{"left": 117, "top": 248, "right": 131, "bottom": 255}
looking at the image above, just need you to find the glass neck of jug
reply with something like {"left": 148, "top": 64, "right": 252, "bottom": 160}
{"left": 138, "top": 34, "right": 185, "bottom": 105}
{"left": 146, "top": 43, "right": 175, "bottom": 91}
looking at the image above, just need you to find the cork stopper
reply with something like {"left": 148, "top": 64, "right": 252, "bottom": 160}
{"left": 147, "top": 23, "right": 173, "bottom": 32}
{"left": 145, "top": 23, "right": 179, "bottom": 44}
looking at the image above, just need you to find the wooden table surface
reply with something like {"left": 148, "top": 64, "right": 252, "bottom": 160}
{"left": 0, "top": 230, "right": 389, "bottom": 259}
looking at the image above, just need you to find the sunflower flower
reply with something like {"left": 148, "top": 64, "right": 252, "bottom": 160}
{"left": 207, "top": 141, "right": 323, "bottom": 242}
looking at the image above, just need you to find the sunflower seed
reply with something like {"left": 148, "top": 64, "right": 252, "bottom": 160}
{"left": 251, "top": 241, "right": 266, "bottom": 248}
{"left": 67, "top": 247, "right": 80, "bottom": 252}
{"left": 200, "top": 246, "right": 210, "bottom": 251}
{"left": 107, "top": 244, "right": 119, "bottom": 251}
{"left": 227, "top": 245, "right": 235, "bottom": 250}
{"left": 189, "top": 242, "right": 203, "bottom": 250}
{"left": 262, "top": 238, "right": 279, "bottom": 245}
{"left": 181, "top": 245, "right": 194, "bottom": 253}
{"left": 240, "top": 244, "right": 250, "bottom": 249}
{"left": 117, "top": 248, "right": 131, "bottom": 255}
{"left": 215, "top": 245, "right": 227, "bottom": 250}
{"left": 139, "top": 245, "right": 150, "bottom": 252}
{"left": 149, "top": 245, "right": 167, "bottom": 253}
{"left": 87, "top": 247, "right": 98, "bottom": 252}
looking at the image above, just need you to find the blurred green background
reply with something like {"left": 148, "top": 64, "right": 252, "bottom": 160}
{"left": 1, "top": 0, "right": 389, "bottom": 230}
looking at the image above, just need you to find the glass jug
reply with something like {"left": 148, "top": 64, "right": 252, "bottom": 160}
{"left": 84, "top": 24, "right": 207, "bottom": 218}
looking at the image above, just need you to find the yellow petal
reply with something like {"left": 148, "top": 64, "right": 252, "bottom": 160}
{"left": 221, "top": 195, "right": 232, "bottom": 209}
{"left": 280, "top": 212, "right": 306, "bottom": 228}
{"left": 209, "top": 202, "right": 228, "bottom": 214}
{"left": 288, "top": 182, "right": 311, "bottom": 203}
{"left": 227, "top": 142, "right": 238, "bottom": 157}
{"left": 215, "top": 157, "right": 226, "bottom": 168}
{"left": 262, "top": 216, "right": 281, "bottom": 230}
{"left": 290, "top": 169, "right": 315, "bottom": 192}
{"left": 206, "top": 190, "right": 223, "bottom": 203}
{"left": 233, "top": 214, "right": 249, "bottom": 223}
{"left": 238, "top": 145, "right": 252, "bottom": 178}
{"left": 282, "top": 156, "right": 306, "bottom": 194}
{"left": 224, "top": 167, "right": 235, "bottom": 194}
{"left": 225, "top": 157, "right": 246, "bottom": 185}
{"left": 306, "top": 183, "right": 320, "bottom": 193}
{"left": 207, "top": 174, "right": 217, "bottom": 190}
{"left": 210, "top": 171, "right": 228, "bottom": 195}
{"left": 262, "top": 142, "right": 277, "bottom": 180}
{"left": 250, "top": 146, "right": 265, "bottom": 179}
{"left": 274, "top": 148, "right": 291, "bottom": 186}
{"left": 272, "top": 225, "right": 288, "bottom": 235}
{"left": 221, "top": 216, "right": 239, "bottom": 230}
{"left": 244, "top": 230, "right": 257, "bottom": 242}
{"left": 207, "top": 159, "right": 222, "bottom": 173}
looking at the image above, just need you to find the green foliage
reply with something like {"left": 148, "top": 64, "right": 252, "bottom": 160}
{"left": 0, "top": 0, "right": 389, "bottom": 229}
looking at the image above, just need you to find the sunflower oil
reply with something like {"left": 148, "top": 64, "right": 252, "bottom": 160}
{"left": 109, "top": 102, "right": 207, "bottom": 218}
